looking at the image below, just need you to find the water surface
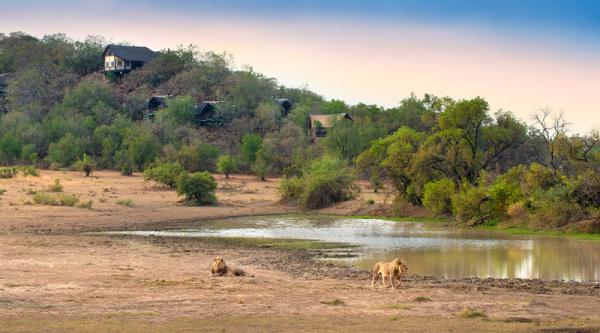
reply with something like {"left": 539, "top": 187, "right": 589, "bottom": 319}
{"left": 109, "top": 215, "right": 600, "bottom": 281}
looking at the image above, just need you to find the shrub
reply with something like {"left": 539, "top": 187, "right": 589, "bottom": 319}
{"left": 529, "top": 184, "right": 583, "bottom": 227}
{"left": 0, "top": 167, "right": 18, "bottom": 179}
{"left": 0, "top": 188, "right": 6, "bottom": 196}
{"left": 241, "top": 134, "right": 262, "bottom": 165}
{"left": 143, "top": 162, "right": 186, "bottom": 188}
{"left": 177, "top": 142, "right": 220, "bottom": 172}
{"left": 18, "top": 165, "right": 39, "bottom": 177}
{"left": 32, "top": 192, "right": 79, "bottom": 207}
{"left": 451, "top": 183, "right": 488, "bottom": 224}
{"left": 45, "top": 133, "right": 85, "bottom": 168}
{"left": 47, "top": 179, "right": 63, "bottom": 192}
{"left": 279, "top": 156, "right": 358, "bottom": 209}
{"left": 59, "top": 194, "right": 79, "bottom": 207}
{"left": 279, "top": 177, "right": 303, "bottom": 202}
{"left": 74, "top": 154, "right": 95, "bottom": 177}
{"left": 77, "top": 200, "right": 93, "bottom": 209}
{"left": 422, "top": 178, "right": 455, "bottom": 215}
{"left": 176, "top": 171, "right": 217, "bottom": 205}
{"left": 507, "top": 202, "right": 527, "bottom": 219}
{"left": 252, "top": 159, "right": 268, "bottom": 181}
{"left": 116, "top": 199, "right": 135, "bottom": 207}
{"left": 217, "top": 155, "right": 236, "bottom": 179}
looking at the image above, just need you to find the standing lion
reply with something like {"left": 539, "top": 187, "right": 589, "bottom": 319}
{"left": 210, "top": 256, "right": 246, "bottom": 277}
{"left": 371, "top": 258, "right": 408, "bottom": 289}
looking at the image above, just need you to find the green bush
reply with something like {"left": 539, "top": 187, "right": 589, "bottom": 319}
{"left": 32, "top": 192, "right": 79, "bottom": 207}
{"left": 45, "top": 133, "right": 85, "bottom": 168}
{"left": 144, "top": 162, "right": 186, "bottom": 188}
{"left": 0, "top": 188, "right": 6, "bottom": 196}
{"left": 47, "top": 179, "right": 63, "bottom": 192}
{"left": 278, "top": 156, "right": 358, "bottom": 209}
{"left": 279, "top": 177, "right": 303, "bottom": 202}
{"left": 451, "top": 183, "right": 488, "bottom": 224}
{"left": 217, "top": 155, "right": 236, "bottom": 179}
{"left": 18, "top": 165, "right": 39, "bottom": 177}
{"left": 530, "top": 184, "right": 583, "bottom": 227}
{"left": 252, "top": 159, "right": 268, "bottom": 181}
{"left": 74, "top": 154, "right": 95, "bottom": 177}
{"left": 0, "top": 167, "right": 18, "bottom": 179}
{"left": 423, "top": 178, "right": 456, "bottom": 215}
{"left": 176, "top": 172, "right": 217, "bottom": 205}
{"left": 241, "top": 134, "right": 262, "bottom": 165}
{"left": 177, "top": 142, "right": 220, "bottom": 172}
{"left": 116, "top": 198, "right": 135, "bottom": 207}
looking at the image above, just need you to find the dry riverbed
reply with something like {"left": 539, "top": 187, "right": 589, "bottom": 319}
{"left": 1, "top": 170, "right": 600, "bottom": 332}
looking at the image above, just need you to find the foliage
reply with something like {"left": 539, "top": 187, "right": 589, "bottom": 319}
{"left": 217, "top": 154, "right": 236, "bottom": 178}
{"left": 18, "top": 165, "right": 39, "bottom": 177}
{"left": 143, "top": 162, "right": 186, "bottom": 188}
{"left": 176, "top": 142, "right": 220, "bottom": 172}
{"left": 45, "top": 133, "right": 85, "bottom": 167}
{"left": 279, "top": 156, "right": 359, "bottom": 209}
{"left": 0, "top": 166, "right": 18, "bottom": 179}
{"left": 240, "top": 133, "right": 262, "bottom": 165}
{"left": 32, "top": 192, "right": 79, "bottom": 207}
{"left": 116, "top": 199, "right": 135, "bottom": 207}
{"left": 47, "top": 178, "right": 64, "bottom": 192}
{"left": 423, "top": 178, "right": 456, "bottom": 215}
{"left": 74, "top": 154, "right": 95, "bottom": 177}
{"left": 176, "top": 171, "right": 217, "bottom": 205}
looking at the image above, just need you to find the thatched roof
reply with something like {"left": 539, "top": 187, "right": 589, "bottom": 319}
{"left": 309, "top": 113, "right": 353, "bottom": 128}
{"left": 103, "top": 45, "right": 157, "bottom": 62}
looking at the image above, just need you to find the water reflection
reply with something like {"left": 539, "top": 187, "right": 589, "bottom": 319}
{"left": 109, "top": 216, "right": 600, "bottom": 281}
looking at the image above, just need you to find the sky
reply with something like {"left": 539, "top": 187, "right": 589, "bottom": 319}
{"left": 2, "top": 0, "right": 600, "bottom": 133}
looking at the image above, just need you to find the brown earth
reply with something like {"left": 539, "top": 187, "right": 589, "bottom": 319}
{"left": 1, "top": 170, "right": 600, "bottom": 333}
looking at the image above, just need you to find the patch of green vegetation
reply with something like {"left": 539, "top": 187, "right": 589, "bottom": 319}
{"left": 320, "top": 299, "right": 345, "bottom": 306}
{"left": 18, "top": 165, "right": 39, "bottom": 177}
{"left": 32, "top": 192, "right": 79, "bottom": 207}
{"left": 116, "top": 199, "right": 135, "bottom": 207}
{"left": 381, "top": 303, "right": 412, "bottom": 310}
{"left": 458, "top": 309, "right": 487, "bottom": 319}
{"left": 46, "top": 179, "right": 63, "bottom": 192}
{"left": 194, "top": 236, "right": 356, "bottom": 251}
{"left": 0, "top": 167, "right": 18, "bottom": 179}
{"left": 0, "top": 188, "right": 6, "bottom": 196}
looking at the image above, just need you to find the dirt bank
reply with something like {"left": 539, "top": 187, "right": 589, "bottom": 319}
{"left": 1, "top": 170, "right": 600, "bottom": 332}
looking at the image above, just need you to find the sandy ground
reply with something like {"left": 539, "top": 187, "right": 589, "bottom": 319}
{"left": 1, "top": 170, "right": 600, "bottom": 332}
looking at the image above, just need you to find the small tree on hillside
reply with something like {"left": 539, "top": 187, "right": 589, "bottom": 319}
{"left": 176, "top": 172, "right": 217, "bottom": 205}
{"left": 217, "top": 154, "right": 236, "bottom": 179}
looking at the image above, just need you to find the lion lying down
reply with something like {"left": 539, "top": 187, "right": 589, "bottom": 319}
{"left": 371, "top": 258, "right": 408, "bottom": 289}
{"left": 210, "top": 256, "right": 246, "bottom": 277}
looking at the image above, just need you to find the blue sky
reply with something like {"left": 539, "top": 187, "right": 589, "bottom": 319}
{"left": 142, "top": 0, "right": 600, "bottom": 35}
{"left": 2, "top": 1, "right": 600, "bottom": 132}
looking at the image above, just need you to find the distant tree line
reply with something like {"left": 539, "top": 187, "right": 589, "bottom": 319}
{"left": 1, "top": 32, "right": 599, "bottom": 229}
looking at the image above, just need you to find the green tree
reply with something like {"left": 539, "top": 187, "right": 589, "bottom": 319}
{"left": 241, "top": 134, "right": 262, "bottom": 165}
{"left": 423, "top": 178, "right": 456, "bottom": 215}
{"left": 176, "top": 171, "right": 217, "bottom": 205}
{"left": 217, "top": 155, "right": 236, "bottom": 178}
{"left": 46, "top": 133, "right": 85, "bottom": 167}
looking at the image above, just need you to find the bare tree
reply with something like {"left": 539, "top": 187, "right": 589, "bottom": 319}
{"left": 530, "top": 108, "right": 570, "bottom": 175}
